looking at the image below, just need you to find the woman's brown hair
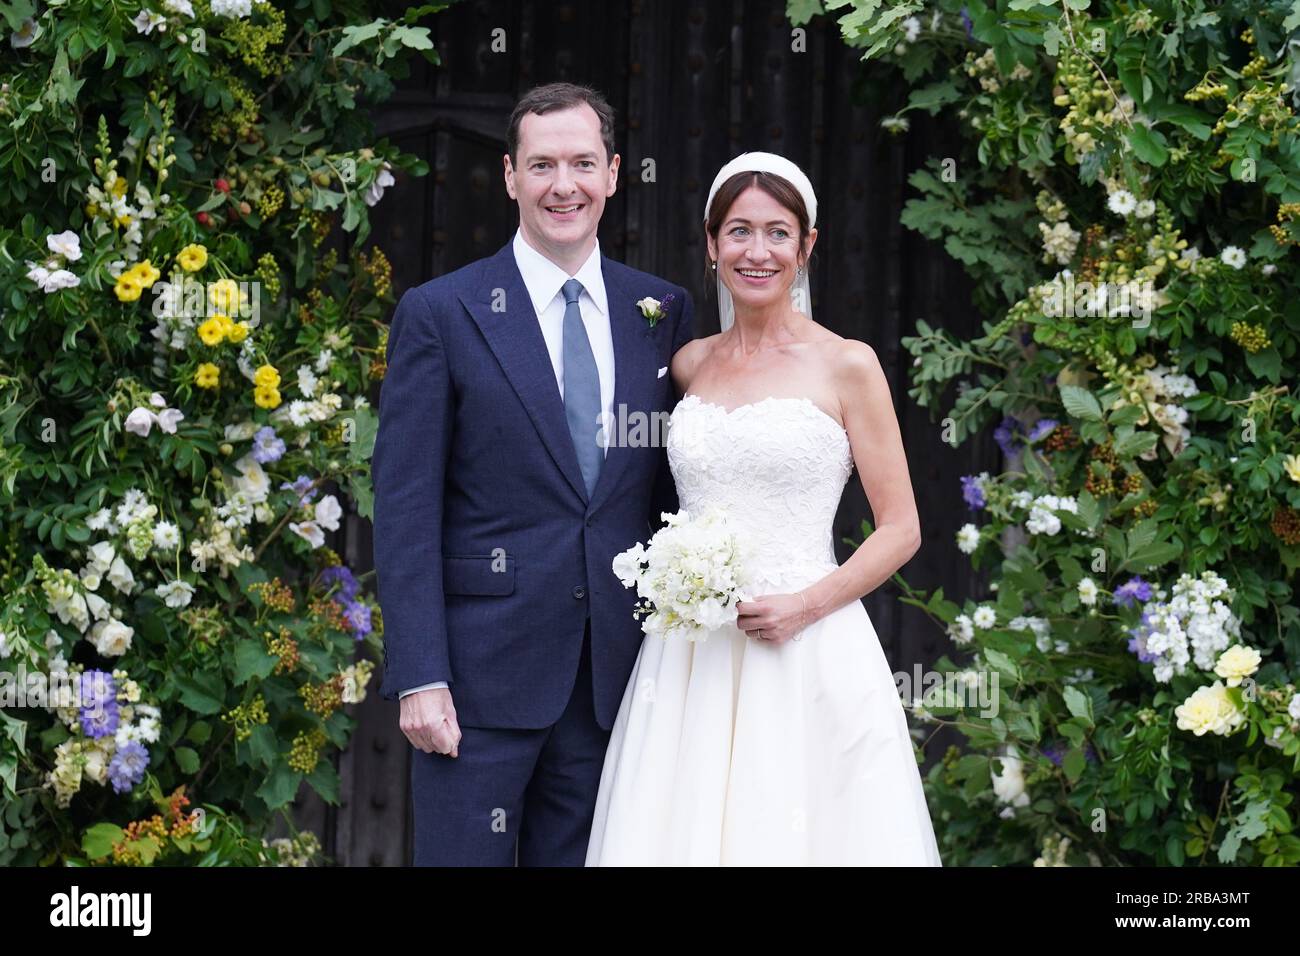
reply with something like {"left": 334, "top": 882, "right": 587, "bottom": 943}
{"left": 703, "top": 171, "right": 813, "bottom": 289}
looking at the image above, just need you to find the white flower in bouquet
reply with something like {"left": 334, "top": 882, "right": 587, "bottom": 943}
{"left": 611, "top": 508, "right": 752, "bottom": 641}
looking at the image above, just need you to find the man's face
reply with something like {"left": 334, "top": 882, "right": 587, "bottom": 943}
{"left": 504, "top": 103, "right": 620, "bottom": 258}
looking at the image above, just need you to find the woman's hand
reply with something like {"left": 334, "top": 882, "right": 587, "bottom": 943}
{"left": 736, "top": 591, "right": 812, "bottom": 645}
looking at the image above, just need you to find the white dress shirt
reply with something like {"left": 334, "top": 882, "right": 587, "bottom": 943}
{"left": 398, "top": 229, "right": 616, "bottom": 699}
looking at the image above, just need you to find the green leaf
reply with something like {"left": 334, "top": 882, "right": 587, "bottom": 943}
{"left": 255, "top": 763, "right": 302, "bottom": 810}
{"left": 1063, "top": 748, "right": 1087, "bottom": 782}
{"left": 233, "top": 639, "right": 278, "bottom": 685}
{"left": 307, "top": 760, "right": 340, "bottom": 805}
{"left": 984, "top": 648, "right": 1021, "bottom": 682}
{"left": 1127, "top": 125, "right": 1169, "bottom": 166}
{"left": 1059, "top": 384, "right": 1103, "bottom": 421}
{"left": 1112, "top": 429, "right": 1158, "bottom": 459}
{"left": 1063, "top": 686, "right": 1094, "bottom": 726}
{"left": 174, "top": 672, "right": 225, "bottom": 715}
{"left": 81, "top": 822, "right": 125, "bottom": 860}
{"left": 174, "top": 746, "right": 200, "bottom": 774}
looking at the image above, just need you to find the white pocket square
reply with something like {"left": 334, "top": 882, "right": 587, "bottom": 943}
{"left": 657, "top": 366, "right": 668, "bottom": 379}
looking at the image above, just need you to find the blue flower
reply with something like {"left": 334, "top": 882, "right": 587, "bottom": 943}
{"left": 993, "top": 416, "right": 1026, "bottom": 457}
{"left": 79, "top": 670, "right": 119, "bottom": 738}
{"left": 1113, "top": 575, "right": 1153, "bottom": 609}
{"left": 1126, "top": 630, "right": 1157, "bottom": 664}
{"left": 108, "top": 740, "right": 150, "bottom": 794}
{"left": 252, "top": 425, "right": 286, "bottom": 464}
{"left": 1041, "top": 739, "right": 1098, "bottom": 767}
{"left": 321, "top": 565, "right": 359, "bottom": 602}
{"left": 343, "top": 600, "right": 372, "bottom": 639}
{"left": 960, "top": 474, "right": 987, "bottom": 510}
{"left": 1028, "top": 418, "right": 1058, "bottom": 442}
{"left": 960, "top": 6, "right": 974, "bottom": 38}
{"left": 280, "top": 474, "right": 317, "bottom": 505}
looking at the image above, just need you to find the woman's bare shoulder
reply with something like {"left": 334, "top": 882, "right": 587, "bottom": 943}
{"left": 671, "top": 332, "right": 721, "bottom": 390}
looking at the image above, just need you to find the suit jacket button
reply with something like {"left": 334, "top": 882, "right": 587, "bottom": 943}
{"left": 572, "top": 585, "right": 586, "bottom": 599}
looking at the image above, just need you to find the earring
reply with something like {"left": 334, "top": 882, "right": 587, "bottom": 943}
{"left": 711, "top": 261, "right": 717, "bottom": 271}
{"left": 797, "top": 265, "right": 805, "bottom": 276}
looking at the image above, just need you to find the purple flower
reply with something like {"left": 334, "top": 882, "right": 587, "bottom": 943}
{"left": 108, "top": 740, "right": 150, "bottom": 794}
{"left": 343, "top": 600, "right": 372, "bottom": 639}
{"left": 960, "top": 6, "right": 974, "bottom": 38}
{"left": 960, "top": 474, "right": 986, "bottom": 510}
{"left": 80, "top": 696, "right": 120, "bottom": 738}
{"left": 251, "top": 425, "right": 286, "bottom": 464}
{"left": 1113, "top": 575, "right": 1154, "bottom": 609}
{"left": 1127, "top": 631, "right": 1158, "bottom": 664}
{"left": 78, "top": 670, "right": 119, "bottom": 738}
{"left": 280, "top": 474, "right": 317, "bottom": 505}
{"left": 1028, "top": 418, "right": 1058, "bottom": 442}
{"left": 1042, "top": 739, "right": 1098, "bottom": 767}
{"left": 993, "top": 416, "right": 1026, "bottom": 457}
{"left": 321, "top": 565, "right": 359, "bottom": 602}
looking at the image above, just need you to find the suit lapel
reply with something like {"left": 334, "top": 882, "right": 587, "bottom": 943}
{"left": 458, "top": 242, "right": 590, "bottom": 503}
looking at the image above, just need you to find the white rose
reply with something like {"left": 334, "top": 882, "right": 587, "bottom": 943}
{"left": 315, "top": 494, "right": 342, "bottom": 532}
{"left": 91, "top": 618, "right": 134, "bottom": 656}
{"left": 124, "top": 406, "right": 156, "bottom": 437}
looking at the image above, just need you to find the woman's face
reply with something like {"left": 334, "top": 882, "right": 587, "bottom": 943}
{"left": 707, "top": 185, "right": 815, "bottom": 314}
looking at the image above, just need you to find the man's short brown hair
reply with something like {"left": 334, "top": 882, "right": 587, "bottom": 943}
{"left": 506, "top": 82, "right": 617, "bottom": 168}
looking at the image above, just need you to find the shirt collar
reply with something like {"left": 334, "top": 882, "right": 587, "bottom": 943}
{"left": 512, "top": 228, "right": 608, "bottom": 317}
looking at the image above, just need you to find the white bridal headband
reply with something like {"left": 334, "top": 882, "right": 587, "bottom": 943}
{"left": 703, "top": 152, "right": 818, "bottom": 331}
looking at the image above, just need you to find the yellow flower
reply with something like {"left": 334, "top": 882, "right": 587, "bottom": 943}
{"left": 1175, "top": 681, "right": 1244, "bottom": 737}
{"left": 1284, "top": 453, "right": 1300, "bottom": 485}
{"left": 197, "top": 317, "right": 227, "bottom": 346}
{"left": 209, "top": 278, "right": 241, "bottom": 314}
{"left": 254, "top": 364, "right": 281, "bottom": 388}
{"left": 110, "top": 176, "right": 128, "bottom": 199}
{"left": 1213, "top": 644, "right": 1261, "bottom": 687}
{"left": 114, "top": 273, "right": 143, "bottom": 302}
{"left": 177, "top": 244, "right": 209, "bottom": 273}
{"left": 195, "top": 362, "right": 221, "bottom": 389}
{"left": 227, "top": 320, "right": 250, "bottom": 344}
{"left": 254, "top": 384, "right": 281, "bottom": 409}
{"left": 134, "top": 260, "right": 160, "bottom": 288}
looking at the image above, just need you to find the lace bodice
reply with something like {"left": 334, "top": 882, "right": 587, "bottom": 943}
{"left": 666, "top": 394, "right": 855, "bottom": 590}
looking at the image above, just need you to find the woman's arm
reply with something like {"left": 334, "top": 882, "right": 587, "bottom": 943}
{"left": 800, "top": 340, "right": 921, "bottom": 624}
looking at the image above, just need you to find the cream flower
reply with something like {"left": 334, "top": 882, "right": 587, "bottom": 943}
{"left": 1283, "top": 453, "right": 1300, "bottom": 485}
{"left": 91, "top": 617, "right": 134, "bottom": 657}
{"left": 1213, "top": 644, "right": 1260, "bottom": 687}
{"left": 1175, "top": 681, "right": 1244, "bottom": 736}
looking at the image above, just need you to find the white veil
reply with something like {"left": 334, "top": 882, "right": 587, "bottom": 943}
{"left": 703, "top": 152, "right": 818, "bottom": 332}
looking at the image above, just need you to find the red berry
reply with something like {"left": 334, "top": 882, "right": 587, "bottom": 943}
{"left": 196, "top": 211, "right": 211, "bottom": 226}
{"left": 215, "top": 178, "right": 231, "bottom": 193}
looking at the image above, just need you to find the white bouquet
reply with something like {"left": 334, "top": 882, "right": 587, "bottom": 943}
{"left": 611, "top": 508, "right": 752, "bottom": 641}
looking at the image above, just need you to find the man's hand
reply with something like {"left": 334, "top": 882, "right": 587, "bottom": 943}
{"left": 399, "top": 687, "right": 462, "bottom": 756}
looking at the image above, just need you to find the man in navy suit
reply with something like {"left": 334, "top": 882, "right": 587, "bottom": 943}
{"left": 372, "top": 82, "right": 695, "bottom": 866}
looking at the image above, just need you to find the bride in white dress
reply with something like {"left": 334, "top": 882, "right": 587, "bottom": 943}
{"left": 585, "top": 153, "right": 942, "bottom": 866}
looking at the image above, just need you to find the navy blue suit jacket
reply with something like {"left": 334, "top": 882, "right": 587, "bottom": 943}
{"left": 372, "top": 240, "right": 694, "bottom": 730}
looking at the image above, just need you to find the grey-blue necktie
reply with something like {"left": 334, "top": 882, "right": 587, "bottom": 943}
{"left": 561, "top": 278, "right": 602, "bottom": 497}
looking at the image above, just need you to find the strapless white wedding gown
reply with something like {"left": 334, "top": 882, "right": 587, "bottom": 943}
{"left": 585, "top": 394, "right": 943, "bottom": 866}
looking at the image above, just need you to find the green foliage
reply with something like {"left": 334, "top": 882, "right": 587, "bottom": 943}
{"left": 801, "top": 0, "right": 1300, "bottom": 865}
{"left": 0, "top": 0, "right": 436, "bottom": 864}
